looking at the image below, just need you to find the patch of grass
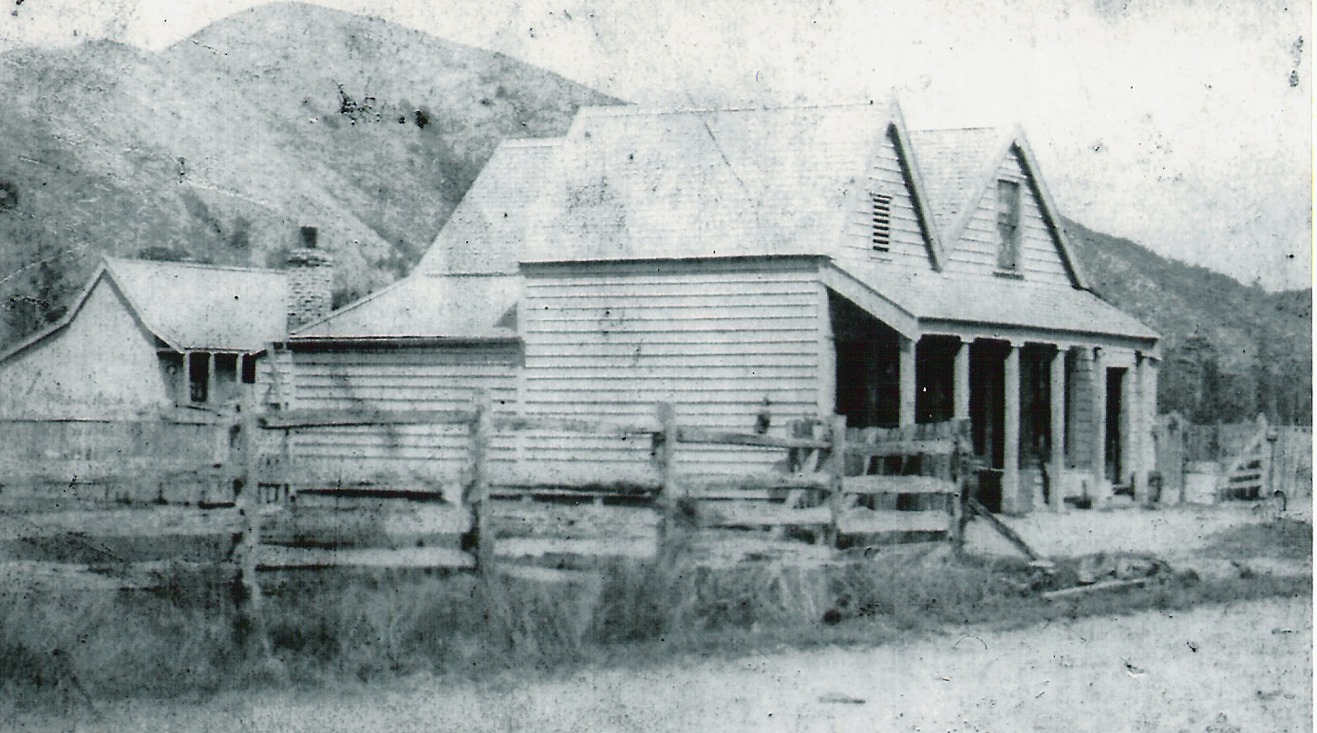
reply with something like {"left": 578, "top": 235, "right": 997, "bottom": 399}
{"left": 0, "top": 550, "right": 1309, "bottom": 712}
{"left": 1201, "top": 518, "right": 1313, "bottom": 560}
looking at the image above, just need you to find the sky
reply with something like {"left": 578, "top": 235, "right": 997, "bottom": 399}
{"left": 1, "top": 0, "right": 1311, "bottom": 290}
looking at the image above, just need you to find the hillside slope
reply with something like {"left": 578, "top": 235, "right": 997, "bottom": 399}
{"left": 0, "top": 2, "right": 616, "bottom": 343}
{"left": 1065, "top": 217, "right": 1311, "bottom": 423}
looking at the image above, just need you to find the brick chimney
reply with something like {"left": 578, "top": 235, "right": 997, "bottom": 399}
{"left": 286, "top": 225, "right": 334, "bottom": 332}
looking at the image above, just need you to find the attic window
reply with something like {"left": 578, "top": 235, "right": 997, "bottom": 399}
{"left": 869, "top": 192, "right": 892, "bottom": 251}
{"left": 996, "top": 179, "right": 1021, "bottom": 271}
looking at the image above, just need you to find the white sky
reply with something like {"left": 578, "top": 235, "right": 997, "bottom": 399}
{"left": 2, "top": 0, "right": 1311, "bottom": 290}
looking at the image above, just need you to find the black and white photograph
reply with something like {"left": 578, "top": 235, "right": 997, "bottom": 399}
{"left": 0, "top": 1, "right": 1310, "bottom": 730}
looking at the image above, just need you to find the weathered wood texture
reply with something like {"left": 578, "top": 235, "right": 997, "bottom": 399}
{"left": 520, "top": 262, "right": 825, "bottom": 478}
{"left": 285, "top": 344, "right": 521, "bottom": 489}
{"left": 0, "top": 276, "right": 171, "bottom": 418}
{"left": 837, "top": 127, "right": 934, "bottom": 269}
{"left": 943, "top": 149, "right": 1073, "bottom": 286}
{"left": 0, "top": 416, "right": 229, "bottom": 503}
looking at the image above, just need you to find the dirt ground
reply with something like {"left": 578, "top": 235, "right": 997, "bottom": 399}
{"left": 964, "top": 495, "right": 1313, "bottom": 577}
{"left": 12, "top": 595, "right": 1310, "bottom": 733}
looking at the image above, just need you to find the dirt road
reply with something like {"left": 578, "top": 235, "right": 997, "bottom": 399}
{"left": 17, "top": 595, "right": 1310, "bottom": 733}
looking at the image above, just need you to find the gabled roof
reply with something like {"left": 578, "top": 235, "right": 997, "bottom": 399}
{"left": 417, "top": 139, "right": 561, "bottom": 276}
{"left": 292, "top": 274, "right": 519, "bottom": 340}
{"left": 104, "top": 258, "right": 288, "bottom": 351}
{"left": 906, "top": 127, "right": 1005, "bottom": 237}
{"left": 0, "top": 257, "right": 288, "bottom": 364}
{"left": 908, "top": 126, "right": 1089, "bottom": 289}
{"left": 521, "top": 102, "right": 916, "bottom": 263}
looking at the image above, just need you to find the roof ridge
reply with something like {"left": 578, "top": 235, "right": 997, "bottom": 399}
{"left": 576, "top": 100, "right": 894, "bottom": 118}
{"left": 104, "top": 256, "right": 286, "bottom": 276}
{"left": 908, "top": 125, "right": 1008, "bottom": 134}
{"left": 499, "top": 137, "right": 563, "bottom": 149}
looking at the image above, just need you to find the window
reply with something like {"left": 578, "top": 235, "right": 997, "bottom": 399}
{"left": 241, "top": 354, "right": 257, "bottom": 384}
{"left": 996, "top": 179, "right": 1021, "bottom": 271}
{"left": 187, "top": 352, "right": 209, "bottom": 403}
{"left": 870, "top": 192, "right": 892, "bottom": 251}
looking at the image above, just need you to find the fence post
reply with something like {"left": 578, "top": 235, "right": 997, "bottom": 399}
{"left": 467, "top": 389, "right": 495, "bottom": 575}
{"left": 655, "top": 403, "right": 679, "bottom": 561}
{"left": 827, "top": 414, "right": 847, "bottom": 548}
{"left": 950, "top": 419, "right": 969, "bottom": 556}
{"left": 232, "top": 383, "right": 270, "bottom": 657}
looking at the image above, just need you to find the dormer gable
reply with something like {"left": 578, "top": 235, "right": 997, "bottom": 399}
{"left": 836, "top": 113, "right": 944, "bottom": 272}
{"left": 921, "top": 128, "right": 1087, "bottom": 289}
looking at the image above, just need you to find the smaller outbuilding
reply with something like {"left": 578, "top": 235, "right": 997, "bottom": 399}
{"left": 0, "top": 228, "right": 332, "bottom": 418}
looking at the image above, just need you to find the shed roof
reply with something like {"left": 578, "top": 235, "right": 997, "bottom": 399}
{"left": 834, "top": 260, "right": 1157, "bottom": 342}
{"left": 292, "top": 274, "right": 519, "bottom": 340}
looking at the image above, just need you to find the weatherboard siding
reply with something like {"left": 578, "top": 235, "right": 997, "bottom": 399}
{"left": 287, "top": 345, "right": 520, "bottom": 489}
{"left": 946, "top": 150, "right": 1073, "bottom": 287}
{"left": 0, "top": 276, "right": 170, "bottom": 418}
{"left": 520, "top": 262, "right": 825, "bottom": 476}
{"left": 838, "top": 130, "right": 931, "bottom": 270}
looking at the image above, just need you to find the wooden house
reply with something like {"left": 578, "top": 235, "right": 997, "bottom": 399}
{"left": 287, "top": 102, "right": 1159, "bottom": 513}
{"left": 0, "top": 228, "right": 331, "bottom": 419}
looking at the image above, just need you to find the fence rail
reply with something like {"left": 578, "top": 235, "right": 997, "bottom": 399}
{"left": 2, "top": 389, "right": 976, "bottom": 578}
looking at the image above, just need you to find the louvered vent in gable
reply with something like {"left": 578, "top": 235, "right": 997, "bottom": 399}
{"left": 869, "top": 192, "right": 892, "bottom": 251}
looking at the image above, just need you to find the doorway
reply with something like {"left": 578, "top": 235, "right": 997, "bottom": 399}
{"left": 1105, "top": 367, "right": 1125, "bottom": 484}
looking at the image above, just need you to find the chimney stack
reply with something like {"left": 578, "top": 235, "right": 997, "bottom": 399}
{"left": 286, "top": 225, "right": 334, "bottom": 332}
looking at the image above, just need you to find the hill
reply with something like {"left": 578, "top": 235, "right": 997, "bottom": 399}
{"left": 0, "top": 2, "right": 617, "bottom": 342}
{"left": 1064, "top": 217, "right": 1311, "bottom": 424}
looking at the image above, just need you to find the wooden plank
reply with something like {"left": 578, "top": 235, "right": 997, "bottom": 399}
{"left": 256, "top": 546, "right": 474, "bottom": 570}
{"left": 684, "top": 472, "right": 831, "bottom": 493}
{"left": 1043, "top": 578, "right": 1148, "bottom": 601}
{"left": 655, "top": 403, "right": 679, "bottom": 558}
{"left": 492, "top": 414, "right": 661, "bottom": 436}
{"left": 676, "top": 427, "right": 831, "bottom": 450}
{"left": 468, "top": 390, "right": 495, "bottom": 574}
{"left": 845, "top": 439, "right": 956, "bottom": 458}
{"left": 838, "top": 510, "right": 951, "bottom": 534}
{"left": 842, "top": 475, "right": 958, "bottom": 495}
{"left": 704, "top": 504, "right": 833, "bottom": 528}
{"left": 260, "top": 408, "right": 475, "bottom": 429}
{"left": 964, "top": 498, "right": 1047, "bottom": 562}
{"left": 494, "top": 464, "right": 662, "bottom": 491}
{"left": 0, "top": 464, "right": 223, "bottom": 486}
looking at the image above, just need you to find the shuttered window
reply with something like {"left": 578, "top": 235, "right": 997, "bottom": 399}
{"left": 870, "top": 192, "right": 892, "bottom": 251}
{"left": 996, "top": 179, "right": 1021, "bottom": 271}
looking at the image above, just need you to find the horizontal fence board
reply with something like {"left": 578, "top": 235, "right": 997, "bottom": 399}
{"left": 704, "top": 504, "right": 832, "bottom": 528}
{"left": 842, "top": 475, "right": 959, "bottom": 495}
{"left": 838, "top": 509, "right": 951, "bottom": 534}
{"left": 846, "top": 439, "right": 957, "bottom": 458}
{"left": 684, "top": 472, "right": 831, "bottom": 493}
{"left": 492, "top": 415, "right": 661, "bottom": 436}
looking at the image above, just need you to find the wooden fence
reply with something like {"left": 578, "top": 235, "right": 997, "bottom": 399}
{"left": 0, "top": 410, "right": 231, "bottom": 503}
{"left": 258, "top": 392, "right": 972, "bottom": 570}
{"left": 1155, "top": 413, "right": 1312, "bottom": 503}
{"left": 2, "top": 387, "right": 973, "bottom": 583}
